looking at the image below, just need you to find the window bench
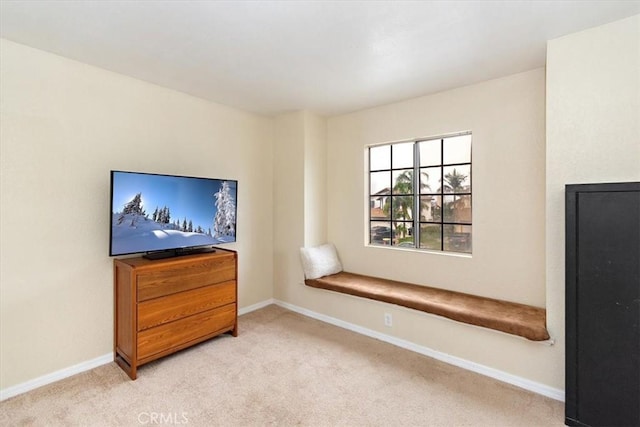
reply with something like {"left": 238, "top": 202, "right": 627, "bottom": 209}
{"left": 304, "top": 272, "right": 550, "bottom": 341}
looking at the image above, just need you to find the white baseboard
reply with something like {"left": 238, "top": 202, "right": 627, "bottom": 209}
{"left": 2, "top": 298, "right": 564, "bottom": 403}
{"left": 239, "top": 298, "right": 275, "bottom": 316}
{"left": 272, "top": 299, "right": 565, "bottom": 402}
{"left": 0, "top": 353, "right": 113, "bottom": 401}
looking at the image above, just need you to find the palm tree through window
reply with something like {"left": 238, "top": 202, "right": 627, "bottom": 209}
{"left": 369, "top": 133, "right": 472, "bottom": 254}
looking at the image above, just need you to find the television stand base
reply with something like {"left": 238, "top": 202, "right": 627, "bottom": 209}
{"left": 143, "top": 246, "right": 217, "bottom": 260}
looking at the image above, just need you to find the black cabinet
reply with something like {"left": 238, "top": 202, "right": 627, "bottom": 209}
{"left": 565, "top": 182, "right": 640, "bottom": 427}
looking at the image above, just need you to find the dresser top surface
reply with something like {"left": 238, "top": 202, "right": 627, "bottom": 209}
{"left": 114, "top": 248, "right": 236, "bottom": 269}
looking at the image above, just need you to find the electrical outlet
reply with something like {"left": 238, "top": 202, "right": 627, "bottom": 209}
{"left": 384, "top": 313, "right": 393, "bottom": 327}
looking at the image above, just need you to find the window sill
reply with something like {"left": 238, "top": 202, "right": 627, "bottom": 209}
{"left": 366, "top": 244, "right": 472, "bottom": 258}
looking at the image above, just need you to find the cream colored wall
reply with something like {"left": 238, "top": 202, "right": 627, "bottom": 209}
{"left": 0, "top": 39, "right": 274, "bottom": 389}
{"left": 274, "top": 68, "right": 561, "bottom": 389}
{"left": 328, "top": 70, "right": 548, "bottom": 306}
{"left": 545, "top": 14, "right": 640, "bottom": 390}
{"left": 273, "top": 112, "right": 306, "bottom": 303}
{"left": 303, "top": 112, "right": 327, "bottom": 247}
{"left": 273, "top": 111, "right": 328, "bottom": 305}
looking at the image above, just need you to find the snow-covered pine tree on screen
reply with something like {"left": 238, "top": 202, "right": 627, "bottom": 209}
{"left": 213, "top": 181, "right": 236, "bottom": 239}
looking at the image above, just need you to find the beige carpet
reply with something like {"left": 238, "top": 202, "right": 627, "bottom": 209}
{"left": 0, "top": 305, "right": 564, "bottom": 426}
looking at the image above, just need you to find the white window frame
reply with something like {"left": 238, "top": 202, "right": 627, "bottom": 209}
{"left": 367, "top": 132, "right": 472, "bottom": 254}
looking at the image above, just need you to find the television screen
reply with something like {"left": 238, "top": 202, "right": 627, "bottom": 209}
{"left": 109, "top": 171, "right": 237, "bottom": 257}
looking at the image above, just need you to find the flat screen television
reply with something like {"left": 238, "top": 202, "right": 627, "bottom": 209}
{"left": 109, "top": 170, "right": 237, "bottom": 259}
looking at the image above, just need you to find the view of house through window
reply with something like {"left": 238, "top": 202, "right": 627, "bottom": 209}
{"left": 369, "top": 133, "right": 472, "bottom": 254}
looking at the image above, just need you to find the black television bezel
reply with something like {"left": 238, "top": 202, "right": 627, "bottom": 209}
{"left": 109, "top": 170, "right": 238, "bottom": 258}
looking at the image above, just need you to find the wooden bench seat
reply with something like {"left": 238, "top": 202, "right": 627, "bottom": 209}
{"left": 305, "top": 271, "right": 550, "bottom": 341}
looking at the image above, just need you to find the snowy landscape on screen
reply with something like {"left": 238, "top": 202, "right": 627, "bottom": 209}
{"left": 111, "top": 180, "right": 236, "bottom": 255}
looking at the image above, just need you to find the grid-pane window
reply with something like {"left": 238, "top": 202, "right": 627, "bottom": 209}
{"left": 368, "top": 133, "right": 472, "bottom": 254}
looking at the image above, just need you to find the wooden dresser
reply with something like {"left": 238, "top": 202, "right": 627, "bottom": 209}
{"left": 114, "top": 249, "right": 237, "bottom": 379}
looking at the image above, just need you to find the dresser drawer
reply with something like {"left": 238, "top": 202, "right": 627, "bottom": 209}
{"left": 137, "top": 254, "right": 235, "bottom": 301}
{"left": 137, "top": 303, "right": 236, "bottom": 361}
{"left": 137, "top": 281, "right": 236, "bottom": 331}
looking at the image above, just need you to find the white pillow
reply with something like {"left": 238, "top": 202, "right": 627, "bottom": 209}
{"left": 300, "top": 243, "right": 343, "bottom": 280}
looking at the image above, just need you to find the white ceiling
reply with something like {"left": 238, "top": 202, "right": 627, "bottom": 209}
{"left": 1, "top": 1, "right": 639, "bottom": 116}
